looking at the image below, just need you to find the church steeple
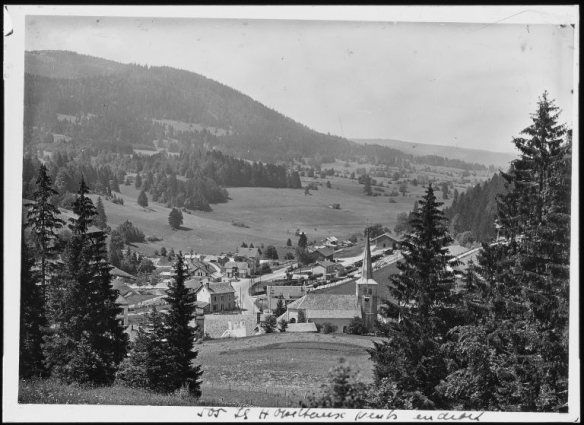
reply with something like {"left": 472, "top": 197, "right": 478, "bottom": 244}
{"left": 356, "top": 228, "right": 378, "bottom": 332}
{"left": 356, "top": 228, "right": 377, "bottom": 285}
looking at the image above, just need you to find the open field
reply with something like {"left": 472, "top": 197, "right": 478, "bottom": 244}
{"left": 196, "top": 332, "right": 380, "bottom": 406}
{"left": 96, "top": 173, "right": 457, "bottom": 257}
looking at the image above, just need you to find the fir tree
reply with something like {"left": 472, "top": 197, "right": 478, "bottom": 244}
{"left": 164, "top": 253, "right": 203, "bottom": 395}
{"left": 94, "top": 196, "right": 108, "bottom": 230}
{"left": 298, "top": 232, "right": 308, "bottom": 248}
{"left": 137, "top": 190, "right": 148, "bottom": 208}
{"left": 274, "top": 296, "right": 286, "bottom": 317}
{"left": 286, "top": 238, "right": 292, "bottom": 247}
{"left": 368, "top": 183, "right": 460, "bottom": 409}
{"left": 439, "top": 93, "right": 571, "bottom": 412}
{"left": 25, "top": 164, "right": 65, "bottom": 292}
{"left": 19, "top": 232, "right": 48, "bottom": 378}
{"left": 168, "top": 208, "right": 183, "bottom": 230}
{"left": 44, "top": 176, "right": 128, "bottom": 385}
{"left": 134, "top": 172, "right": 142, "bottom": 189}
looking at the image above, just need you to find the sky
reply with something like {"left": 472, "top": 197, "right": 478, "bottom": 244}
{"left": 24, "top": 12, "right": 576, "bottom": 154}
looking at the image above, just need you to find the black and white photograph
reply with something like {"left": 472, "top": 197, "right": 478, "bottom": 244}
{"left": 3, "top": 5, "right": 579, "bottom": 422}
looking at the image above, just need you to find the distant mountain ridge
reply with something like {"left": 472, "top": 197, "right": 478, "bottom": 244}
{"left": 351, "top": 138, "right": 517, "bottom": 169}
{"left": 25, "top": 50, "right": 495, "bottom": 170}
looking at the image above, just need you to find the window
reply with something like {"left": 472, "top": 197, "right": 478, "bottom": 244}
{"left": 221, "top": 304, "right": 224, "bottom": 311}
{"left": 213, "top": 296, "right": 217, "bottom": 302}
{"left": 221, "top": 296, "right": 224, "bottom": 302}
{"left": 213, "top": 305, "right": 217, "bottom": 312}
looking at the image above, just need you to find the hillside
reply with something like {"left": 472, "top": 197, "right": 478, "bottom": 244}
{"left": 351, "top": 138, "right": 517, "bottom": 169}
{"left": 25, "top": 50, "right": 492, "bottom": 170}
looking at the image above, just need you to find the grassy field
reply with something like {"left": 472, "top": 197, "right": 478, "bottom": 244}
{"left": 196, "top": 332, "right": 379, "bottom": 407}
{"left": 97, "top": 173, "right": 456, "bottom": 257}
{"left": 19, "top": 332, "right": 381, "bottom": 407}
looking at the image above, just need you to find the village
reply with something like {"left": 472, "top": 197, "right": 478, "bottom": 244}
{"left": 112, "top": 230, "right": 479, "bottom": 341}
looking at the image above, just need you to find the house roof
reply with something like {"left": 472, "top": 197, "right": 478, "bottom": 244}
{"left": 372, "top": 232, "right": 403, "bottom": 243}
{"left": 266, "top": 285, "right": 306, "bottom": 299}
{"left": 224, "top": 261, "right": 249, "bottom": 270}
{"left": 313, "top": 247, "right": 334, "bottom": 257}
{"left": 112, "top": 279, "right": 132, "bottom": 295}
{"left": 196, "top": 282, "right": 235, "bottom": 295}
{"left": 115, "top": 295, "right": 129, "bottom": 306}
{"left": 110, "top": 267, "right": 136, "bottom": 280}
{"left": 287, "top": 294, "right": 359, "bottom": 312}
{"left": 236, "top": 247, "right": 260, "bottom": 258}
{"left": 307, "top": 309, "right": 361, "bottom": 319}
{"left": 314, "top": 260, "right": 337, "bottom": 268}
{"left": 286, "top": 322, "right": 318, "bottom": 333}
{"left": 185, "top": 279, "right": 203, "bottom": 291}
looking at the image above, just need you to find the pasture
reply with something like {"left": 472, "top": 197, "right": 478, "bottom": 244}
{"left": 98, "top": 173, "right": 456, "bottom": 257}
{"left": 196, "top": 332, "right": 379, "bottom": 407}
{"left": 87, "top": 160, "right": 482, "bottom": 265}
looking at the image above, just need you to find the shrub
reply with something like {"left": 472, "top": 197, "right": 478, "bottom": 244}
{"left": 114, "top": 220, "right": 146, "bottom": 244}
{"left": 147, "top": 235, "right": 163, "bottom": 242}
{"left": 112, "top": 196, "right": 125, "bottom": 205}
{"left": 389, "top": 198, "right": 397, "bottom": 203}
{"left": 262, "top": 315, "right": 278, "bottom": 333}
{"left": 314, "top": 322, "right": 322, "bottom": 332}
{"left": 321, "top": 322, "right": 338, "bottom": 334}
{"left": 346, "top": 316, "right": 368, "bottom": 335}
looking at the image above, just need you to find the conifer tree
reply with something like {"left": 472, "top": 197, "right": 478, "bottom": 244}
{"left": 164, "top": 253, "right": 203, "bottom": 395}
{"left": 368, "top": 183, "right": 460, "bottom": 409}
{"left": 137, "top": 190, "right": 148, "bottom": 208}
{"left": 298, "top": 232, "right": 308, "bottom": 248}
{"left": 94, "top": 196, "right": 108, "bottom": 230}
{"left": 168, "top": 207, "right": 183, "bottom": 229}
{"left": 439, "top": 93, "right": 571, "bottom": 412}
{"left": 25, "top": 163, "right": 65, "bottom": 292}
{"left": 19, "top": 232, "right": 48, "bottom": 378}
{"left": 134, "top": 172, "right": 142, "bottom": 189}
{"left": 44, "top": 176, "right": 128, "bottom": 385}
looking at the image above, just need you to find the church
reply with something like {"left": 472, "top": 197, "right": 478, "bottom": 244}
{"left": 277, "top": 231, "right": 379, "bottom": 333}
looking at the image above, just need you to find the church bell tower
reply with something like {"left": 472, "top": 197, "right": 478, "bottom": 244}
{"left": 356, "top": 229, "right": 378, "bottom": 331}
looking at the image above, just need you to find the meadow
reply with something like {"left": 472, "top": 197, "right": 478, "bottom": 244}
{"left": 18, "top": 332, "right": 381, "bottom": 407}
{"left": 96, "top": 172, "right": 458, "bottom": 257}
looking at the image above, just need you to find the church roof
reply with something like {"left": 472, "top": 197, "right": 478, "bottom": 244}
{"left": 287, "top": 293, "right": 358, "bottom": 311}
{"left": 356, "top": 228, "right": 378, "bottom": 285}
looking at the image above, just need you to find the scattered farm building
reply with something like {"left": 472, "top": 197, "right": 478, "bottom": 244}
{"left": 310, "top": 247, "right": 335, "bottom": 262}
{"left": 224, "top": 261, "right": 250, "bottom": 278}
{"left": 371, "top": 232, "right": 403, "bottom": 250}
{"left": 311, "top": 261, "right": 345, "bottom": 281}
{"left": 265, "top": 285, "right": 307, "bottom": 310}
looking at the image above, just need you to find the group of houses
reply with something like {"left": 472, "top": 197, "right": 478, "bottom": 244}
{"left": 113, "top": 230, "right": 404, "bottom": 340}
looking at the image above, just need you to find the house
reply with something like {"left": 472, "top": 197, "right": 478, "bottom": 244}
{"left": 278, "top": 293, "right": 361, "bottom": 333}
{"left": 311, "top": 261, "right": 345, "bottom": 281}
{"left": 235, "top": 247, "right": 261, "bottom": 273}
{"left": 224, "top": 261, "right": 250, "bottom": 278}
{"left": 190, "top": 260, "right": 213, "bottom": 278}
{"left": 110, "top": 267, "right": 136, "bottom": 282}
{"left": 194, "top": 281, "right": 236, "bottom": 313}
{"left": 204, "top": 254, "right": 230, "bottom": 266}
{"left": 265, "top": 285, "right": 307, "bottom": 310}
{"left": 310, "top": 247, "right": 335, "bottom": 262}
{"left": 204, "top": 314, "right": 257, "bottom": 338}
{"left": 323, "top": 236, "right": 339, "bottom": 248}
{"left": 371, "top": 232, "right": 403, "bottom": 250}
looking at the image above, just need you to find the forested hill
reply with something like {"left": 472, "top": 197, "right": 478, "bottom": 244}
{"left": 25, "top": 50, "right": 488, "bottom": 170}
{"left": 444, "top": 172, "right": 508, "bottom": 243}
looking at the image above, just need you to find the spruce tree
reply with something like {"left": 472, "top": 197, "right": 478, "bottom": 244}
{"left": 134, "top": 172, "right": 142, "bottom": 189}
{"left": 438, "top": 93, "right": 571, "bottom": 412}
{"left": 25, "top": 164, "right": 65, "bottom": 292}
{"left": 19, "top": 232, "right": 48, "bottom": 378}
{"left": 168, "top": 208, "right": 183, "bottom": 229}
{"left": 298, "top": 233, "right": 308, "bottom": 248}
{"left": 368, "top": 183, "right": 460, "bottom": 409}
{"left": 137, "top": 190, "right": 148, "bottom": 208}
{"left": 44, "top": 176, "right": 128, "bottom": 385}
{"left": 164, "top": 253, "right": 203, "bottom": 395}
{"left": 94, "top": 196, "right": 108, "bottom": 230}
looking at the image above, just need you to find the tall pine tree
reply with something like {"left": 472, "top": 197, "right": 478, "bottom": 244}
{"left": 438, "top": 92, "right": 571, "bottom": 412}
{"left": 25, "top": 164, "right": 65, "bottom": 292}
{"left": 368, "top": 183, "right": 460, "bottom": 409}
{"left": 94, "top": 196, "right": 108, "bottom": 230}
{"left": 164, "top": 253, "right": 203, "bottom": 395}
{"left": 44, "top": 176, "right": 127, "bottom": 385}
{"left": 19, "top": 232, "right": 48, "bottom": 378}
